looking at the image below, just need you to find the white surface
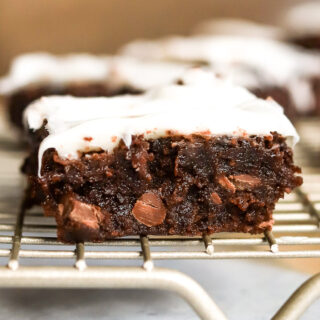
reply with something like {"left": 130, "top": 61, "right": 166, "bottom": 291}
{"left": 23, "top": 69, "right": 299, "bottom": 174}
{"left": 0, "top": 259, "right": 318, "bottom": 320}
{"left": 122, "top": 35, "right": 320, "bottom": 112}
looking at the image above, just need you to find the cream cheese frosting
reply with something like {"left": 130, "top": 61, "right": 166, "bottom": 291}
{"left": 23, "top": 69, "right": 299, "bottom": 175}
{"left": 282, "top": 1, "right": 320, "bottom": 37}
{"left": 121, "top": 35, "right": 320, "bottom": 112}
{"left": 0, "top": 53, "right": 188, "bottom": 95}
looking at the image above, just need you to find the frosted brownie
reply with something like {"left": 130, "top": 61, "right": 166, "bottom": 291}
{"left": 23, "top": 70, "right": 302, "bottom": 243}
{"left": 0, "top": 53, "right": 187, "bottom": 129}
{"left": 121, "top": 35, "right": 320, "bottom": 118}
{"left": 281, "top": 1, "right": 320, "bottom": 50}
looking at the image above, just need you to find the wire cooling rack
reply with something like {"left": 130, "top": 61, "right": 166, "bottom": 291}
{"left": 0, "top": 118, "right": 319, "bottom": 320}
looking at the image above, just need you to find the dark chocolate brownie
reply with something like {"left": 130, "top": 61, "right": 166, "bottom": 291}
{"left": 251, "top": 86, "right": 296, "bottom": 121}
{"left": 291, "top": 37, "right": 320, "bottom": 51}
{"left": 312, "top": 77, "right": 320, "bottom": 115}
{"left": 0, "top": 53, "right": 189, "bottom": 131}
{"left": 24, "top": 133, "right": 302, "bottom": 243}
{"left": 121, "top": 35, "right": 320, "bottom": 119}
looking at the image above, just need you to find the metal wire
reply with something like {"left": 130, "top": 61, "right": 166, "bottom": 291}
{"left": 272, "top": 272, "right": 320, "bottom": 320}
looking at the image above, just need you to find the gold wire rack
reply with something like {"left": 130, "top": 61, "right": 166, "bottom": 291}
{"left": 0, "top": 119, "right": 319, "bottom": 320}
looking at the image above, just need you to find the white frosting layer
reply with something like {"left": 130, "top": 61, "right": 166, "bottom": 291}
{"left": 23, "top": 69, "right": 299, "bottom": 175}
{"left": 194, "top": 18, "right": 284, "bottom": 39}
{"left": 121, "top": 35, "right": 320, "bottom": 112}
{"left": 0, "top": 53, "right": 188, "bottom": 94}
{"left": 282, "top": 1, "right": 320, "bottom": 37}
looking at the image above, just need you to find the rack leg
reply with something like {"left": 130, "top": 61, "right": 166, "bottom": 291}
{"left": 272, "top": 272, "right": 320, "bottom": 320}
{"left": 0, "top": 266, "right": 227, "bottom": 320}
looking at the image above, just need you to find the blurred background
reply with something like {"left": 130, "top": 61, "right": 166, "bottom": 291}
{"left": 0, "top": 0, "right": 305, "bottom": 75}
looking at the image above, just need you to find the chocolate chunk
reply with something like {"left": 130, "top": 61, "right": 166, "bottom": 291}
{"left": 128, "top": 137, "right": 154, "bottom": 181}
{"left": 211, "top": 192, "right": 222, "bottom": 205}
{"left": 60, "top": 195, "right": 102, "bottom": 230}
{"left": 230, "top": 174, "right": 261, "bottom": 190}
{"left": 218, "top": 175, "right": 236, "bottom": 193}
{"left": 132, "top": 192, "right": 166, "bottom": 227}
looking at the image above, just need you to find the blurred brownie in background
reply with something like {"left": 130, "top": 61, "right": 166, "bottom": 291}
{"left": 281, "top": 1, "right": 320, "bottom": 114}
{"left": 121, "top": 35, "right": 320, "bottom": 119}
{"left": 282, "top": 1, "right": 320, "bottom": 51}
{"left": 193, "top": 18, "right": 284, "bottom": 40}
{"left": 0, "top": 53, "right": 187, "bottom": 130}
{"left": 23, "top": 70, "right": 302, "bottom": 243}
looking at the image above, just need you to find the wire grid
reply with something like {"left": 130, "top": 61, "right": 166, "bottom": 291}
{"left": 0, "top": 175, "right": 318, "bottom": 271}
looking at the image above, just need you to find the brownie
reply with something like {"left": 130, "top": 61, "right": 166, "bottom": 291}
{"left": 121, "top": 35, "right": 320, "bottom": 119}
{"left": 282, "top": 2, "right": 320, "bottom": 52}
{"left": 24, "top": 133, "right": 301, "bottom": 243}
{"left": 7, "top": 83, "right": 141, "bottom": 129}
{"left": 0, "top": 53, "right": 187, "bottom": 130}
{"left": 22, "top": 70, "right": 302, "bottom": 243}
{"left": 312, "top": 77, "right": 320, "bottom": 115}
{"left": 291, "top": 37, "right": 320, "bottom": 51}
{"left": 251, "top": 86, "right": 296, "bottom": 121}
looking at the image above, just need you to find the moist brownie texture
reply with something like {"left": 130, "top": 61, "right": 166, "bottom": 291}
{"left": 0, "top": 53, "right": 187, "bottom": 129}
{"left": 23, "top": 70, "right": 302, "bottom": 243}
{"left": 121, "top": 35, "right": 320, "bottom": 118}
{"left": 25, "top": 133, "right": 302, "bottom": 243}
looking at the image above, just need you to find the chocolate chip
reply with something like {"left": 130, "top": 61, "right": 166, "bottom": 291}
{"left": 132, "top": 192, "right": 166, "bottom": 227}
{"left": 60, "top": 195, "right": 102, "bottom": 230}
{"left": 218, "top": 175, "right": 236, "bottom": 193}
{"left": 211, "top": 192, "right": 222, "bottom": 205}
{"left": 128, "top": 137, "right": 153, "bottom": 181}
